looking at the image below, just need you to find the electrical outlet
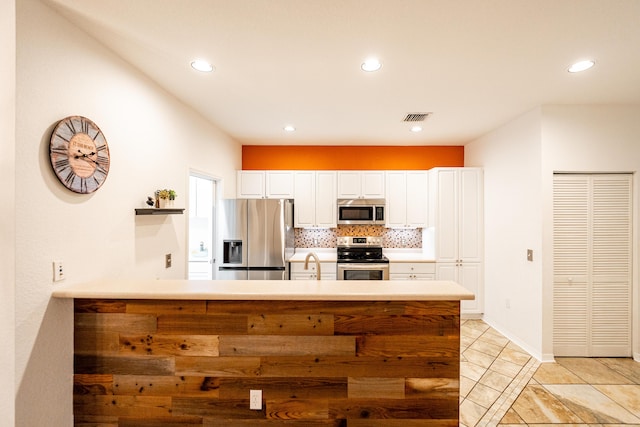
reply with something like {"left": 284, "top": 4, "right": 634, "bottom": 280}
{"left": 505, "top": 298, "right": 511, "bottom": 309}
{"left": 250, "top": 389, "right": 262, "bottom": 410}
{"left": 53, "top": 261, "right": 65, "bottom": 282}
{"left": 165, "top": 253, "right": 172, "bottom": 268}
{"left": 527, "top": 249, "right": 533, "bottom": 262}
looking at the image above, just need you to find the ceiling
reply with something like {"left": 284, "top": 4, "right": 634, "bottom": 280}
{"left": 43, "top": 0, "right": 640, "bottom": 146}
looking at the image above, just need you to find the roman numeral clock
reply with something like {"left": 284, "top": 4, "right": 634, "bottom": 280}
{"left": 49, "top": 116, "right": 110, "bottom": 194}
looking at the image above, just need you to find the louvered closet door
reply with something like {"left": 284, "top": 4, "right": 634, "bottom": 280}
{"left": 553, "top": 174, "right": 632, "bottom": 357}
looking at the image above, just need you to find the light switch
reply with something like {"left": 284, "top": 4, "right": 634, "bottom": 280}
{"left": 527, "top": 249, "right": 533, "bottom": 262}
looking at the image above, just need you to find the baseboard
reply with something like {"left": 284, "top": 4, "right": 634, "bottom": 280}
{"left": 634, "top": 352, "right": 640, "bottom": 362}
{"left": 481, "top": 315, "right": 544, "bottom": 362}
{"left": 540, "top": 353, "right": 556, "bottom": 363}
{"left": 461, "top": 313, "right": 483, "bottom": 320}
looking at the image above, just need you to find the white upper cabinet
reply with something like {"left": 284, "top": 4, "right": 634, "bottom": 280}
{"left": 385, "top": 171, "right": 428, "bottom": 228}
{"left": 236, "top": 171, "right": 264, "bottom": 198}
{"left": 236, "top": 171, "right": 295, "bottom": 199}
{"left": 266, "top": 171, "right": 295, "bottom": 198}
{"left": 294, "top": 171, "right": 337, "bottom": 228}
{"left": 337, "top": 171, "right": 385, "bottom": 199}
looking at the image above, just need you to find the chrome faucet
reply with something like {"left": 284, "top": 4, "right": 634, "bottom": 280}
{"left": 304, "top": 252, "right": 321, "bottom": 280}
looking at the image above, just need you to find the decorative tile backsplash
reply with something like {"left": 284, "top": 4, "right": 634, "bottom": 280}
{"left": 294, "top": 226, "right": 422, "bottom": 248}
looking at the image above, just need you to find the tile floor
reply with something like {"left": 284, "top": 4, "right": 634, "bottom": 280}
{"left": 459, "top": 319, "right": 640, "bottom": 427}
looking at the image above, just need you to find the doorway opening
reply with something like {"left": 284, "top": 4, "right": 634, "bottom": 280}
{"left": 188, "top": 172, "right": 217, "bottom": 280}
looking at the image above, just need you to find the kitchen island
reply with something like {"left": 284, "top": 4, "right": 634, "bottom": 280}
{"left": 54, "top": 279, "right": 473, "bottom": 426}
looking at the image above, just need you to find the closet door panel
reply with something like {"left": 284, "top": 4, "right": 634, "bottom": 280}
{"left": 590, "top": 176, "right": 632, "bottom": 356}
{"left": 553, "top": 175, "right": 590, "bottom": 355}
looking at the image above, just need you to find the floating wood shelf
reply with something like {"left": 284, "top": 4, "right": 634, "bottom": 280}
{"left": 135, "top": 208, "right": 185, "bottom": 215}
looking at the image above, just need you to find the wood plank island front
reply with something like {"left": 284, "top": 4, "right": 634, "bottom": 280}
{"left": 53, "top": 279, "right": 474, "bottom": 426}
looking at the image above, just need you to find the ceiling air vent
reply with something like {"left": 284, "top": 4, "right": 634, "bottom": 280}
{"left": 402, "top": 112, "right": 432, "bottom": 122}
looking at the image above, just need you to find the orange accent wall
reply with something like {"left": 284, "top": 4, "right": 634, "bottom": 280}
{"left": 242, "top": 146, "right": 464, "bottom": 170}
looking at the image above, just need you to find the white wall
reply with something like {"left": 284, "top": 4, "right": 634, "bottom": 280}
{"left": 1, "top": 0, "right": 16, "bottom": 424}
{"left": 15, "top": 0, "right": 241, "bottom": 424}
{"left": 540, "top": 105, "right": 640, "bottom": 361}
{"left": 467, "top": 105, "right": 640, "bottom": 362}
{"left": 465, "top": 108, "right": 545, "bottom": 360}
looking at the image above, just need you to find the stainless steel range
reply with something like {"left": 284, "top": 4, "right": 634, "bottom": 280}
{"left": 336, "top": 236, "right": 389, "bottom": 280}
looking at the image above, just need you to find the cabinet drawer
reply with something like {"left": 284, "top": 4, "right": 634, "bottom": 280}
{"left": 290, "top": 262, "right": 337, "bottom": 274}
{"left": 290, "top": 272, "right": 317, "bottom": 280}
{"left": 389, "top": 262, "right": 435, "bottom": 274}
{"left": 390, "top": 273, "right": 435, "bottom": 281}
{"left": 291, "top": 272, "right": 337, "bottom": 280}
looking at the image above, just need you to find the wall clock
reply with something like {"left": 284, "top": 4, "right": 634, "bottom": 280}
{"left": 49, "top": 116, "right": 110, "bottom": 194}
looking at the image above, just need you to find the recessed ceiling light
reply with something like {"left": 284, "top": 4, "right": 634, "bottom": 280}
{"left": 191, "top": 59, "right": 214, "bottom": 72}
{"left": 283, "top": 125, "right": 296, "bottom": 132}
{"left": 568, "top": 59, "right": 595, "bottom": 73}
{"left": 361, "top": 58, "right": 382, "bottom": 72}
{"left": 410, "top": 126, "right": 423, "bottom": 133}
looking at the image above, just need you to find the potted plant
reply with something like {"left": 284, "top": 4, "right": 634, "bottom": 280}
{"left": 155, "top": 189, "right": 176, "bottom": 208}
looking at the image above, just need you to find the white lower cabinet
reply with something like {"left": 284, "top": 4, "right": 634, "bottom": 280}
{"left": 389, "top": 262, "right": 435, "bottom": 280}
{"left": 436, "top": 262, "right": 482, "bottom": 314}
{"left": 290, "top": 262, "right": 337, "bottom": 280}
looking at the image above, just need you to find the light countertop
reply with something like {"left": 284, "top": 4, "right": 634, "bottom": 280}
{"left": 51, "top": 279, "right": 474, "bottom": 301}
{"left": 289, "top": 249, "right": 434, "bottom": 263}
{"left": 383, "top": 250, "right": 435, "bottom": 262}
{"left": 289, "top": 249, "right": 337, "bottom": 262}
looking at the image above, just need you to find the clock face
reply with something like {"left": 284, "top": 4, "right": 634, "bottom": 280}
{"left": 49, "top": 116, "right": 110, "bottom": 194}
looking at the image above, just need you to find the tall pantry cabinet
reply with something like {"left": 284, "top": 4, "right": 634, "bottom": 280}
{"left": 429, "top": 168, "right": 483, "bottom": 314}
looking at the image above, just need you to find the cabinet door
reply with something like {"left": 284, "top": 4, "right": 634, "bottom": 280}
{"left": 315, "top": 171, "right": 337, "bottom": 227}
{"left": 459, "top": 263, "right": 482, "bottom": 314}
{"left": 294, "top": 171, "right": 315, "bottom": 228}
{"left": 385, "top": 171, "right": 407, "bottom": 227}
{"left": 237, "top": 171, "right": 265, "bottom": 199}
{"left": 436, "top": 262, "right": 482, "bottom": 314}
{"left": 435, "top": 262, "right": 457, "bottom": 282}
{"left": 337, "top": 171, "right": 361, "bottom": 198}
{"left": 459, "top": 169, "right": 483, "bottom": 262}
{"left": 361, "top": 171, "right": 385, "bottom": 198}
{"left": 434, "top": 169, "right": 458, "bottom": 262}
{"left": 266, "top": 171, "right": 294, "bottom": 198}
{"left": 405, "top": 171, "right": 428, "bottom": 227}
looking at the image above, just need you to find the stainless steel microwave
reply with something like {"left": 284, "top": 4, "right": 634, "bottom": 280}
{"left": 337, "top": 199, "right": 385, "bottom": 225}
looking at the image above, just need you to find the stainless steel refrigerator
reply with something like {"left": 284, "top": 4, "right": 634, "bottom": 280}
{"left": 218, "top": 199, "right": 294, "bottom": 280}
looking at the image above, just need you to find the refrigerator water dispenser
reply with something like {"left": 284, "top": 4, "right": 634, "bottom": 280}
{"left": 223, "top": 240, "right": 243, "bottom": 264}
